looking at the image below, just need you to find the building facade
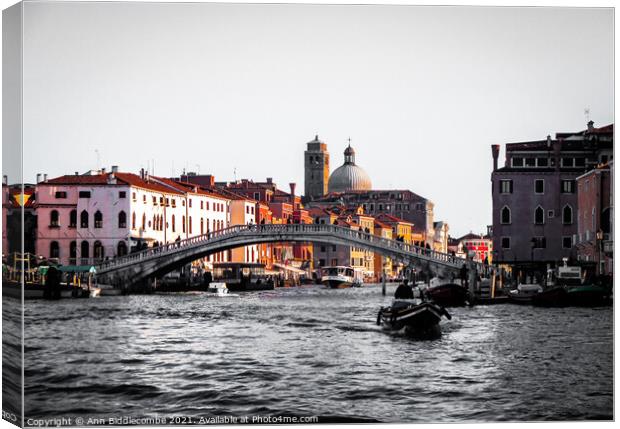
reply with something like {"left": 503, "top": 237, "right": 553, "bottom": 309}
{"left": 491, "top": 121, "right": 613, "bottom": 270}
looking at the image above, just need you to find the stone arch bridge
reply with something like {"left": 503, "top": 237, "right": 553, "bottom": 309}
{"left": 96, "top": 224, "right": 481, "bottom": 287}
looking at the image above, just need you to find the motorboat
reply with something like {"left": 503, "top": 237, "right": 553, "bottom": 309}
{"left": 212, "top": 263, "right": 275, "bottom": 291}
{"left": 565, "top": 285, "right": 612, "bottom": 307}
{"left": 507, "top": 284, "right": 543, "bottom": 305}
{"left": 377, "top": 299, "right": 451, "bottom": 339}
{"left": 320, "top": 266, "right": 362, "bottom": 289}
{"left": 531, "top": 286, "right": 568, "bottom": 307}
{"left": 206, "top": 282, "right": 239, "bottom": 297}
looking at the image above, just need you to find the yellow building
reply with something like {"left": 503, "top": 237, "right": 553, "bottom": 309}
{"left": 373, "top": 219, "right": 393, "bottom": 280}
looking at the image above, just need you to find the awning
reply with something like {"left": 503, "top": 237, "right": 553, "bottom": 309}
{"left": 58, "top": 265, "right": 97, "bottom": 273}
{"left": 272, "top": 263, "right": 307, "bottom": 275}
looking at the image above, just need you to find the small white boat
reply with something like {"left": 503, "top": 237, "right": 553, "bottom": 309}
{"left": 89, "top": 287, "right": 101, "bottom": 298}
{"left": 320, "top": 266, "right": 363, "bottom": 289}
{"left": 98, "top": 283, "right": 124, "bottom": 296}
{"left": 206, "top": 282, "right": 239, "bottom": 297}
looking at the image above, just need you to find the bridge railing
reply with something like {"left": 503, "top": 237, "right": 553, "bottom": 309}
{"left": 97, "top": 223, "right": 477, "bottom": 273}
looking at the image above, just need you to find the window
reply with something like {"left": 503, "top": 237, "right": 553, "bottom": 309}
{"left": 575, "top": 157, "right": 585, "bottom": 167}
{"left": 511, "top": 157, "right": 524, "bottom": 167}
{"left": 94, "top": 211, "right": 103, "bottom": 228}
{"left": 182, "top": 216, "right": 186, "bottom": 233}
{"left": 592, "top": 207, "right": 596, "bottom": 231}
{"left": 79, "top": 191, "right": 91, "bottom": 198}
{"left": 50, "top": 241, "right": 60, "bottom": 259}
{"left": 535, "top": 206, "right": 545, "bottom": 224}
{"left": 563, "top": 205, "right": 573, "bottom": 224}
{"left": 601, "top": 155, "right": 609, "bottom": 164}
{"left": 548, "top": 210, "right": 555, "bottom": 218}
{"left": 117, "top": 241, "right": 128, "bottom": 257}
{"left": 332, "top": 245, "right": 336, "bottom": 251}
{"left": 189, "top": 216, "right": 193, "bottom": 234}
{"left": 172, "top": 214, "right": 176, "bottom": 232}
{"left": 69, "top": 210, "right": 77, "bottom": 228}
{"left": 501, "top": 206, "right": 511, "bottom": 224}
{"left": 132, "top": 212, "right": 136, "bottom": 229}
{"left": 69, "top": 241, "right": 77, "bottom": 262}
{"left": 172, "top": 199, "right": 176, "bottom": 208}
{"left": 525, "top": 157, "right": 536, "bottom": 167}
{"left": 153, "top": 196, "right": 157, "bottom": 205}
{"left": 55, "top": 191, "right": 67, "bottom": 198}
{"left": 532, "top": 237, "right": 546, "bottom": 248}
{"left": 80, "top": 210, "right": 89, "bottom": 228}
{"left": 132, "top": 192, "right": 137, "bottom": 201}
{"left": 81, "top": 241, "right": 89, "bottom": 262}
{"left": 93, "top": 241, "right": 104, "bottom": 261}
{"left": 535, "top": 179, "right": 544, "bottom": 194}
{"left": 561, "top": 158, "right": 574, "bottom": 168}
{"left": 118, "top": 211, "right": 127, "bottom": 228}
{"left": 160, "top": 197, "right": 164, "bottom": 205}
{"left": 119, "top": 191, "right": 126, "bottom": 199}
{"left": 537, "top": 158, "right": 549, "bottom": 167}
{"left": 561, "top": 180, "right": 575, "bottom": 193}
{"left": 189, "top": 199, "right": 192, "bottom": 208}
{"left": 143, "top": 195, "right": 147, "bottom": 204}
{"left": 200, "top": 218, "right": 204, "bottom": 235}
{"left": 50, "top": 210, "right": 59, "bottom": 227}
{"left": 500, "top": 180, "right": 513, "bottom": 194}
{"left": 562, "top": 236, "right": 573, "bottom": 249}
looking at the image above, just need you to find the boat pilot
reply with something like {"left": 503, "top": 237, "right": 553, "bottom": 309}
{"left": 394, "top": 279, "right": 414, "bottom": 299}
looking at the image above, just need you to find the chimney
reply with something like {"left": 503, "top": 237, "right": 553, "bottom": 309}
{"left": 2, "top": 175, "right": 7, "bottom": 185}
{"left": 266, "top": 177, "right": 272, "bottom": 184}
{"left": 587, "top": 120, "right": 595, "bottom": 132}
{"left": 547, "top": 135, "right": 552, "bottom": 148}
{"left": 101, "top": 167, "right": 106, "bottom": 174}
{"left": 140, "top": 168, "right": 145, "bottom": 180}
{"left": 43, "top": 174, "right": 48, "bottom": 182}
{"left": 553, "top": 138, "right": 562, "bottom": 171}
{"left": 75, "top": 171, "right": 79, "bottom": 176}
{"left": 36, "top": 173, "right": 42, "bottom": 183}
{"left": 289, "top": 182, "right": 296, "bottom": 203}
{"left": 111, "top": 165, "right": 118, "bottom": 173}
{"left": 491, "top": 145, "right": 500, "bottom": 172}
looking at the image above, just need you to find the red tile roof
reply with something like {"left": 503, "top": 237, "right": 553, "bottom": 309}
{"left": 375, "top": 212, "right": 414, "bottom": 226}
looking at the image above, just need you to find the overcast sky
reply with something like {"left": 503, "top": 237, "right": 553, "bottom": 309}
{"left": 6, "top": 2, "right": 615, "bottom": 236}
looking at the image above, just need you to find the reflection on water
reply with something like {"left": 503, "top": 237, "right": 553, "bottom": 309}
{"left": 18, "top": 284, "right": 613, "bottom": 422}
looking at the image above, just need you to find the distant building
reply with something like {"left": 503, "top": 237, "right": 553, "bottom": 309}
{"left": 327, "top": 144, "right": 372, "bottom": 194}
{"left": 575, "top": 162, "right": 613, "bottom": 276}
{"left": 491, "top": 121, "right": 613, "bottom": 272}
{"left": 2, "top": 177, "right": 37, "bottom": 257}
{"left": 455, "top": 233, "right": 492, "bottom": 264}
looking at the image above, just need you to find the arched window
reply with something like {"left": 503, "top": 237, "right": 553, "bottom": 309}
{"left": 132, "top": 212, "right": 136, "bottom": 229}
{"left": 117, "top": 241, "right": 128, "bottom": 257}
{"left": 50, "top": 210, "right": 59, "bottom": 227}
{"left": 189, "top": 216, "right": 193, "bottom": 234}
{"left": 201, "top": 218, "right": 204, "bottom": 235}
{"left": 69, "top": 241, "right": 77, "bottom": 263}
{"left": 563, "top": 205, "right": 573, "bottom": 225}
{"left": 182, "top": 216, "right": 186, "bottom": 233}
{"left": 501, "top": 206, "right": 511, "bottom": 224}
{"left": 142, "top": 213, "right": 146, "bottom": 230}
{"left": 80, "top": 210, "right": 89, "bottom": 228}
{"left": 118, "top": 211, "right": 127, "bottom": 228}
{"left": 94, "top": 210, "right": 103, "bottom": 228}
{"left": 81, "top": 241, "right": 89, "bottom": 261}
{"left": 172, "top": 214, "right": 176, "bottom": 232}
{"left": 535, "top": 206, "right": 544, "bottom": 225}
{"left": 50, "top": 241, "right": 60, "bottom": 259}
{"left": 93, "top": 241, "right": 104, "bottom": 261}
{"left": 69, "top": 210, "right": 77, "bottom": 228}
{"left": 153, "top": 214, "right": 157, "bottom": 231}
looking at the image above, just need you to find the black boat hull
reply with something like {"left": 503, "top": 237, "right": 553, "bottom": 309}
{"left": 378, "top": 301, "right": 449, "bottom": 339}
{"left": 425, "top": 283, "right": 471, "bottom": 307}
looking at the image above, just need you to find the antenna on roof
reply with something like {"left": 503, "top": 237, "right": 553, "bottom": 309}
{"left": 95, "top": 149, "right": 100, "bottom": 171}
{"left": 584, "top": 107, "right": 590, "bottom": 123}
{"left": 233, "top": 167, "right": 237, "bottom": 182}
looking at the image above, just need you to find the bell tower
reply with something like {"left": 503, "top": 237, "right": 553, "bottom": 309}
{"left": 304, "top": 135, "right": 330, "bottom": 202}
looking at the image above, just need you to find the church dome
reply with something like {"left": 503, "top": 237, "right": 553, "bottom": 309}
{"left": 328, "top": 144, "right": 372, "bottom": 193}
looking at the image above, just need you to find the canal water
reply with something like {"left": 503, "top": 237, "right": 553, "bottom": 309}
{"left": 19, "top": 284, "right": 613, "bottom": 423}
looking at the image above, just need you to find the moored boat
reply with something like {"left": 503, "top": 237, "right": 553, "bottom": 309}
{"left": 377, "top": 299, "right": 451, "bottom": 339}
{"left": 566, "top": 285, "right": 612, "bottom": 307}
{"left": 206, "top": 282, "right": 239, "bottom": 297}
{"left": 531, "top": 286, "right": 568, "bottom": 307}
{"left": 508, "top": 284, "right": 543, "bottom": 305}
{"left": 425, "top": 282, "right": 471, "bottom": 307}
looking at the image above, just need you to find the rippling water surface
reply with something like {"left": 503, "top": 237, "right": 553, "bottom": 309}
{"left": 20, "top": 284, "right": 613, "bottom": 423}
